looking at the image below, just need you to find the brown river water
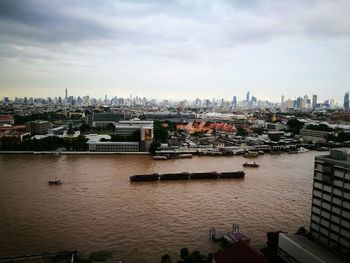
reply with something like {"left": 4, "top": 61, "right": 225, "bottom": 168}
{"left": 0, "top": 151, "right": 327, "bottom": 262}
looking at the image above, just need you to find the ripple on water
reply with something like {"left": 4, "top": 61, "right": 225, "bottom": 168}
{"left": 0, "top": 151, "right": 322, "bottom": 262}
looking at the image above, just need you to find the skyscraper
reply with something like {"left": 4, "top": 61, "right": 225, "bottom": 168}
{"left": 310, "top": 150, "right": 350, "bottom": 257}
{"left": 312, "top": 95, "right": 317, "bottom": 108}
{"left": 232, "top": 96, "right": 237, "bottom": 108}
{"left": 65, "top": 88, "right": 68, "bottom": 100}
{"left": 246, "top": 91, "right": 250, "bottom": 102}
{"left": 344, "top": 92, "right": 349, "bottom": 111}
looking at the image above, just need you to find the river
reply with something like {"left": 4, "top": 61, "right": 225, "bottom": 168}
{"left": 0, "top": 151, "right": 325, "bottom": 262}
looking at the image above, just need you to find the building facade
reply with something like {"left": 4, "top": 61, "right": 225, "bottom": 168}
{"left": 88, "top": 141, "right": 139, "bottom": 152}
{"left": 344, "top": 92, "right": 349, "bottom": 112}
{"left": 310, "top": 150, "right": 350, "bottom": 257}
{"left": 25, "top": 120, "right": 50, "bottom": 135}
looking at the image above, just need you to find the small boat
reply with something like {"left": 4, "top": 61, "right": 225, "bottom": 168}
{"left": 178, "top": 154, "right": 192, "bottom": 159}
{"left": 243, "top": 151, "right": 259, "bottom": 158}
{"left": 297, "top": 147, "right": 309, "bottom": 153}
{"left": 48, "top": 179, "right": 62, "bottom": 185}
{"left": 242, "top": 162, "right": 259, "bottom": 167}
{"left": 153, "top": 155, "right": 167, "bottom": 160}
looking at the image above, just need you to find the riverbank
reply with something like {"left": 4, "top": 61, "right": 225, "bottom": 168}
{"left": 0, "top": 151, "right": 150, "bottom": 155}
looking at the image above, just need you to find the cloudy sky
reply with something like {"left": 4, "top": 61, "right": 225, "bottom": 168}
{"left": 0, "top": 0, "right": 349, "bottom": 103}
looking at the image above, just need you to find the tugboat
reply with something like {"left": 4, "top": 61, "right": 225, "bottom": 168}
{"left": 48, "top": 179, "right": 62, "bottom": 185}
{"left": 243, "top": 151, "right": 259, "bottom": 158}
{"left": 242, "top": 162, "right": 259, "bottom": 167}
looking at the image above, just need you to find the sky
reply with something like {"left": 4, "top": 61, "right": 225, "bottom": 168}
{"left": 0, "top": 0, "right": 349, "bottom": 103}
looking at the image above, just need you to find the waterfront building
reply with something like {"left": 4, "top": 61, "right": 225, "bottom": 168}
{"left": 344, "top": 92, "right": 349, "bottom": 111}
{"left": 299, "top": 128, "right": 332, "bottom": 143}
{"left": 25, "top": 120, "right": 50, "bottom": 135}
{"left": 278, "top": 150, "right": 350, "bottom": 262}
{"left": 310, "top": 150, "right": 350, "bottom": 256}
{"left": 88, "top": 141, "right": 139, "bottom": 152}
{"left": 116, "top": 120, "right": 153, "bottom": 152}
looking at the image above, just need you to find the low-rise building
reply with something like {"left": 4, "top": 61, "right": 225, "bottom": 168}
{"left": 0, "top": 115, "right": 14, "bottom": 125}
{"left": 88, "top": 141, "right": 139, "bottom": 152}
{"left": 26, "top": 120, "right": 50, "bottom": 135}
{"left": 299, "top": 128, "right": 331, "bottom": 143}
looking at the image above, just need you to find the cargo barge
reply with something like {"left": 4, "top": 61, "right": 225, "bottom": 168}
{"left": 130, "top": 171, "right": 245, "bottom": 182}
{"left": 219, "top": 171, "right": 245, "bottom": 179}
{"left": 129, "top": 173, "right": 159, "bottom": 182}
{"left": 190, "top": 172, "right": 219, "bottom": 179}
{"left": 159, "top": 172, "right": 190, "bottom": 181}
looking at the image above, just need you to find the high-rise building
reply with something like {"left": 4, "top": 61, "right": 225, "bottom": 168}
{"left": 312, "top": 95, "right": 317, "bottom": 108}
{"left": 232, "top": 96, "right": 237, "bottom": 108}
{"left": 310, "top": 150, "right": 350, "bottom": 257}
{"left": 304, "top": 95, "right": 309, "bottom": 108}
{"left": 246, "top": 91, "right": 250, "bottom": 102}
{"left": 280, "top": 95, "right": 285, "bottom": 111}
{"left": 65, "top": 88, "right": 68, "bottom": 100}
{"left": 296, "top": 97, "right": 303, "bottom": 109}
{"left": 344, "top": 92, "right": 349, "bottom": 111}
{"left": 330, "top": 99, "right": 336, "bottom": 109}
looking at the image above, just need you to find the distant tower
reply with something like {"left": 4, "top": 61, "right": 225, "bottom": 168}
{"left": 303, "top": 95, "right": 309, "bottom": 108}
{"left": 281, "top": 95, "right": 285, "bottom": 112}
{"left": 312, "top": 95, "right": 317, "bottom": 108}
{"left": 232, "top": 96, "right": 237, "bottom": 108}
{"left": 344, "top": 92, "right": 349, "bottom": 111}
{"left": 65, "top": 88, "right": 68, "bottom": 100}
{"left": 246, "top": 91, "right": 250, "bottom": 102}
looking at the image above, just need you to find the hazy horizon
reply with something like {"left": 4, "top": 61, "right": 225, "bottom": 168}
{"left": 0, "top": 0, "right": 349, "bottom": 103}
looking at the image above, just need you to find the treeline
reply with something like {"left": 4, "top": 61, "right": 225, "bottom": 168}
{"left": 0, "top": 135, "right": 88, "bottom": 151}
{"left": 161, "top": 247, "right": 211, "bottom": 263}
{"left": 14, "top": 113, "right": 67, "bottom": 125}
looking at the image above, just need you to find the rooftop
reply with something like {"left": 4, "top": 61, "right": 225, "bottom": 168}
{"left": 213, "top": 240, "right": 268, "bottom": 263}
{"left": 279, "top": 234, "right": 348, "bottom": 263}
{"left": 316, "top": 149, "right": 350, "bottom": 167}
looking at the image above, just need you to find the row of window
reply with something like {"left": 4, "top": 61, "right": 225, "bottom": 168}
{"left": 310, "top": 226, "right": 350, "bottom": 249}
{"left": 311, "top": 212, "right": 350, "bottom": 235}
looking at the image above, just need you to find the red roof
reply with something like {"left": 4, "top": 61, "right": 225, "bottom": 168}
{"left": 0, "top": 115, "right": 12, "bottom": 120}
{"left": 213, "top": 240, "right": 268, "bottom": 263}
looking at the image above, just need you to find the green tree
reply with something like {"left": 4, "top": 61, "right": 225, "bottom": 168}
{"left": 180, "top": 248, "right": 189, "bottom": 260}
{"left": 67, "top": 122, "right": 75, "bottom": 135}
{"left": 236, "top": 126, "right": 248, "bottom": 137}
{"left": 287, "top": 118, "right": 304, "bottom": 134}
{"left": 149, "top": 141, "right": 161, "bottom": 154}
{"left": 154, "top": 121, "right": 169, "bottom": 142}
{"left": 79, "top": 124, "right": 90, "bottom": 134}
{"left": 161, "top": 254, "right": 172, "bottom": 263}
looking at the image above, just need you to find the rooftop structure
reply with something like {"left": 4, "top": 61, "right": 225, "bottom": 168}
{"left": 278, "top": 233, "right": 347, "bottom": 263}
{"left": 212, "top": 240, "right": 267, "bottom": 263}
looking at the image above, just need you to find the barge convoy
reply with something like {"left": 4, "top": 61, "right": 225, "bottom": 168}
{"left": 130, "top": 171, "right": 245, "bottom": 182}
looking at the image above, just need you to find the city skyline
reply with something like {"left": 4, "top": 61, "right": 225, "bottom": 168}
{"left": 1, "top": 0, "right": 350, "bottom": 102}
